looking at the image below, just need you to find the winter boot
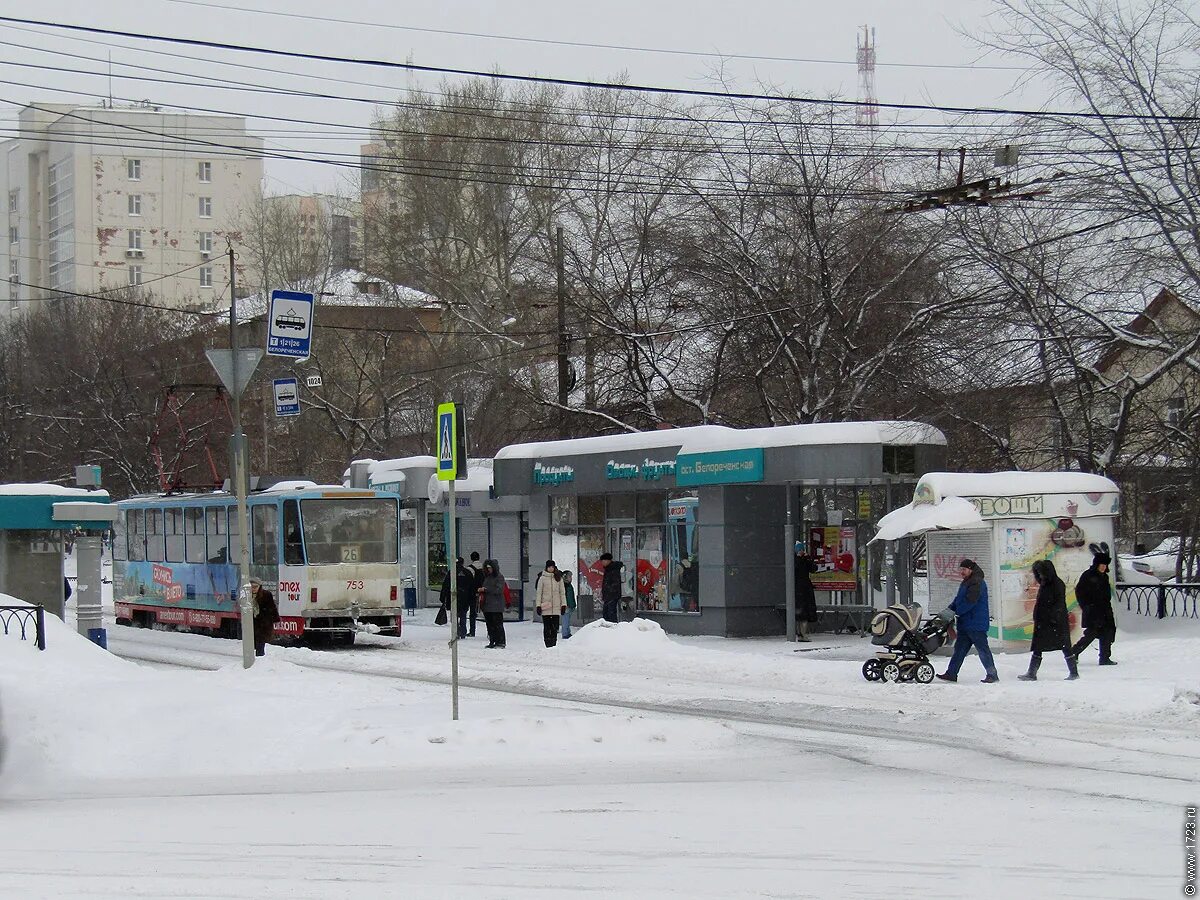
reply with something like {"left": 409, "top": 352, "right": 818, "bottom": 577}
{"left": 1066, "top": 653, "right": 1080, "bottom": 680}
{"left": 935, "top": 673, "right": 957, "bottom": 683}
{"left": 1018, "top": 656, "right": 1042, "bottom": 682}
{"left": 1098, "top": 658, "right": 1118, "bottom": 666}
{"left": 981, "top": 673, "right": 1000, "bottom": 683}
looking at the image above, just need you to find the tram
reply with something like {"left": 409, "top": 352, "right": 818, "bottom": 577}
{"left": 113, "top": 483, "right": 404, "bottom": 644}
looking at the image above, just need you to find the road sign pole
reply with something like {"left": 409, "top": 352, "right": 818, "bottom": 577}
{"left": 448, "top": 479, "right": 459, "bottom": 721}
{"left": 229, "top": 243, "right": 255, "bottom": 670}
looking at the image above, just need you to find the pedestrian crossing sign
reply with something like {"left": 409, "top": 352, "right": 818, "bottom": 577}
{"left": 436, "top": 402, "right": 460, "bottom": 481}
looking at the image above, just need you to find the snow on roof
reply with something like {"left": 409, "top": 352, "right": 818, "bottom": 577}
{"left": 260, "top": 480, "right": 321, "bottom": 493}
{"left": 495, "top": 421, "right": 945, "bottom": 460}
{"left": 427, "top": 464, "right": 494, "bottom": 499}
{"left": 0, "top": 484, "right": 110, "bottom": 498}
{"left": 872, "top": 496, "right": 985, "bottom": 542}
{"left": 916, "top": 471, "right": 1119, "bottom": 502}
{"left": 226, "top": 270, "right": 441, "bottom": 324}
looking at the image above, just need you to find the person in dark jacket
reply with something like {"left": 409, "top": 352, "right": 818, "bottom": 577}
{"left": 250, "top": 577, "right": 280, "bottom": 657}
{"left": 466, "top": 552, "right": 484, "bottom": 637}
{"left": 599, "top": 553, "right": 625, "bottom": 623}
{"left": 1019, "top": 560, "right": 1079, "bottom": 681}
{"left": 1071, "top": 545, "right": 1117, "bottom": 665}
{"left": 794, "top": 548, "right": 818, "bottom": 642}
{"left": 438, "top": 558, "right": 475, "bottom": 639}
{"left": 937, "top": 559, "right": 999, "bottom": 683}
{"left": 477, "top": 559, "right": 507, "bottom": 649}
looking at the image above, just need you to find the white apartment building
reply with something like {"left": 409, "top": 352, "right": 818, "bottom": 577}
{"left": 1, "top": 102, "right": 263, "bottom": 317}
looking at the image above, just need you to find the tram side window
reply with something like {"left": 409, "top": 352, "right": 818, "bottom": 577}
{"left": 283, "top": 500, "right": 304, "bottom": 565}
{"left": 206, "top": 507, "right": 228, "bottom": 563}
{"left": 146, "top": 508, "right": 166, "bottom": 562}
{"left": 127, "top": 509, "right": 145, "bottom": 562}
{"left": 228, "top": 508, "right": 242, "bottom": 564}
{"left": 112, "top": 509, "right": 127, "bottom": 562}
{"left": 165, "top": 507, "right": 185, "bottom": 562}
{"left": 252, "top": 505, "right": 278, "bottom": 566}
{"left": 184, "top": 507, "right": 206, "bottom": 563}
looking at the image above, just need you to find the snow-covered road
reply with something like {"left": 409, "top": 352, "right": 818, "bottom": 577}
{"left": 2, "top": 604, "right": 1195, "bottom": 898}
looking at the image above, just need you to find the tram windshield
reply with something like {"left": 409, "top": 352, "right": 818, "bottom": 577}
{"left": 301, "top": 498, "right": 398, "bottom": 565}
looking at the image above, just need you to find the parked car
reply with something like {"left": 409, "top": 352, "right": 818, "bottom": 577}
{"left": 1127, "top": 538, "right": 1188, "bottom": 581}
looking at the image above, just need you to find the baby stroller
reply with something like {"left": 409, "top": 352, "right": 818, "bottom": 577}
{"left": 862, "top": 604, "right": 953, "bottom": 684}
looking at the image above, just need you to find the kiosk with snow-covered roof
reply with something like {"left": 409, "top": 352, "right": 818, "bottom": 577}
{"left": 493, "top": 421, "right": 948, "bottom": 638}
{"left": 0, "top": 483, "right": 112, "bottom": 619}
{"left": 875, "top": 472, "right": 1121, "bottom": 647}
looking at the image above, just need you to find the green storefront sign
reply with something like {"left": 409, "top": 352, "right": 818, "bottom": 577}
{"left": 676, "top": 448, "right": 765, "bottom": 486}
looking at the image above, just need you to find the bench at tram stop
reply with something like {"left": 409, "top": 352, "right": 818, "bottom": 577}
{"left": 775, "top": 602, "right": 876, "bottom": 636}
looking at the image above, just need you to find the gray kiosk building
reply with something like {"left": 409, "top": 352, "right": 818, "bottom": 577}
{"left": 493, "top": 422, "right": 946, "bottom": 638}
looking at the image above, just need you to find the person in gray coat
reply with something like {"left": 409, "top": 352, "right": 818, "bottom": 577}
{"left": 477, "top": 559, "right": 507, "bottom": 649}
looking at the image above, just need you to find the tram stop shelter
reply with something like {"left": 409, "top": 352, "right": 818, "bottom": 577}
{"left": 0, "top": 484, "right": 112, "bottom": 625}
{"left": 493, "top": 421, "right": 947, "bottom": 638}
{"left": 873, "top": 471, "right": 1121, "bottom": 649}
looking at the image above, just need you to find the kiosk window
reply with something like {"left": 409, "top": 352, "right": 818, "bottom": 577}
{"left": 252, "top": 505, "right": 279, "bottom": 566}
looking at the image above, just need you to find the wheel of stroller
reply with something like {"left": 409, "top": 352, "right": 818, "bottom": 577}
{"left": 881, "top": 662, "right": 900, "bottom": 682}
{"left": 862, "top": 659, "right": 883, "bottom": 681}
{"left": 914, "top": 662, "right": 935, "bottom": 684}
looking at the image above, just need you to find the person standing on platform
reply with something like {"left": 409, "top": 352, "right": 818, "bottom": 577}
{"left": 535, "top": 560, "right": 567, "bottom": 648}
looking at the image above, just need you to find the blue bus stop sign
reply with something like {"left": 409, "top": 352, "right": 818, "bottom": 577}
{"left": 266, "top": 290, "right": 315, "bottom": 359}
{"left": 273, "top": 378, "right": 301, "bottom": 417}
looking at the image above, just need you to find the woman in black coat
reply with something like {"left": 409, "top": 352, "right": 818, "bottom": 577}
{"left": 793, "top": 550, "right": 818, "bottom": 642}
{"left": 1019, "top": 560, "right": 1079, "bottom": 681}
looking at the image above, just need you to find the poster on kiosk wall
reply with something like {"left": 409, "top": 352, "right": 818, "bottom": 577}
{"left": 809, "top": 527, "right": 857, "bottom": 591}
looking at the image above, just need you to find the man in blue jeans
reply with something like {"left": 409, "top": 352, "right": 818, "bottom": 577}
{"left": 937, "top": 558, "right": 1000, "bottom": 684}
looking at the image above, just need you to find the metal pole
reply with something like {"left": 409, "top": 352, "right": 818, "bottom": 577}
{"left": 556, "top": 225, "right": 568, "bottom": 437}
{"left": 229, "top": 242, "right": 255, "bottom": 669}
{"left": 785, "top": 487, "right": 797, "bottom": 643}
{"left": 447, "top": 480, "right": 459, "bottom": 720}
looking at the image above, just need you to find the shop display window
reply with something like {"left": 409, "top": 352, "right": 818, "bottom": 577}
{"left": 635, "top": 525, "right": 668, "bottom": 611}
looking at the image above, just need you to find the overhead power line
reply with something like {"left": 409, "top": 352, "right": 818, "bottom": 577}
{"left": 1, "top": 15, "right": 1196, "bottom": 123}
{"left": 156, "top": 0, "right": 1030, "bottom": 73}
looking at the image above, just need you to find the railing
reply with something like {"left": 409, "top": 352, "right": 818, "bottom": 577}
{"left": 1115, "top": 583, "right": 1200, "bottom": 620}
{"left": 0, "top": 604, "right": 47, "bottom": 650}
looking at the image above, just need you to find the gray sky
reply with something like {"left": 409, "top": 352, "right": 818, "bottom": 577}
{"left": 0, "top": 0, "right": 1046, "bottom": 194}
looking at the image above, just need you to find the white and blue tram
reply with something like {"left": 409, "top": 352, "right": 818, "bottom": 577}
{"left": 113, "top": 484, "right": 403, "bottom": 643}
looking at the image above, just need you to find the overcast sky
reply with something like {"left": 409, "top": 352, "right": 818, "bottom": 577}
{"left": 0, "top": 0, "right": 1046, "bottom": 193}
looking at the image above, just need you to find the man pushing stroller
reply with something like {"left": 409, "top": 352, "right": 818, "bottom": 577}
{"left": 936, "top": 559, "right": 1000, "bottom": 684}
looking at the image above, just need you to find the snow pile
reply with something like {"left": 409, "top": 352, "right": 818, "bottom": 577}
{"left": 566, "top": 618, "right": 680, "bottom": 656}
{"left": 0, "top": 607, "right": 733, "bottom": 799}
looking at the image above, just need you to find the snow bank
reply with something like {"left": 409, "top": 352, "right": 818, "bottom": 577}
{"left": 566, "top": 618, "right": 680, "bottom": 656}
{"left": 0, "top": 611, "right": 733, "bottom": 798}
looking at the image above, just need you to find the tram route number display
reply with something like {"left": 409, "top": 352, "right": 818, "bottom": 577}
{"left": 809, "top": 526, "right": 857, "bottom": 591}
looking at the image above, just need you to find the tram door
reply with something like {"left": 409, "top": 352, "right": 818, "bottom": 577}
{"left": 606, "top": 520, "right": 636, "bottom": 614}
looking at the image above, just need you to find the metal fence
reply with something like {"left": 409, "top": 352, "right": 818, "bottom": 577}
{"left": 1115, "top": 583, "right": 1200, "bottom": 620}
{"left": 0, "top": 605, "right": 46, "bottom": 650}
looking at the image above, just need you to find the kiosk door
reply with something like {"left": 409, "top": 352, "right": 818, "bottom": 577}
{"left": 606, "top": 520, "right": 636, "bottom": 611}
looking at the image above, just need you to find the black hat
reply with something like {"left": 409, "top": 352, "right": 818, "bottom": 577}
{"left": 545, "top": 559, "right": 556, "bottom": 569}
{"left": 1089, "top": 542, "right": 1112, "bottom": 567}
{"left": 599, "top": 552, "right": 613, "bottom": 561}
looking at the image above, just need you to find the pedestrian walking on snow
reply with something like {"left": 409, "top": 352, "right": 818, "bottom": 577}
{"left": 561, "top": 570, "right": 576, "bottom": 639}
{"left": 1071, "top": 544, "right": 1117, "bottom": 665}
{"left": 1019, "top": 560, "right": 1079, "bottom": 681}
{"left": 250, "top": 576, "right": 280, "bottom": 657}
{"left": 477, "top": 559, "right": 507, "bottom": 649}
{"left": 535, "top": 560, "right": 567, "bottom": 648}
{"left": 937, "top": 559, "right": 999, "bottom": 683}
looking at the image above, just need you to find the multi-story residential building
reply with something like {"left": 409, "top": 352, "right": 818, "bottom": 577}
{"left": 1, "top": 102, "right": 263, "bottom": 317}
{"left": 263, "top": 193, "right": 363, "bottom": 276}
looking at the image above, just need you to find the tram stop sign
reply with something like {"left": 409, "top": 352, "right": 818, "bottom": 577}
{"left": 435, "top": 402, "right": 468, "bottom": 482}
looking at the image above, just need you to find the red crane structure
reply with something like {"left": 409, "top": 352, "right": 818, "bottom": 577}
{"left": 149, "top": 383, "right": 233, "bottom": 494}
